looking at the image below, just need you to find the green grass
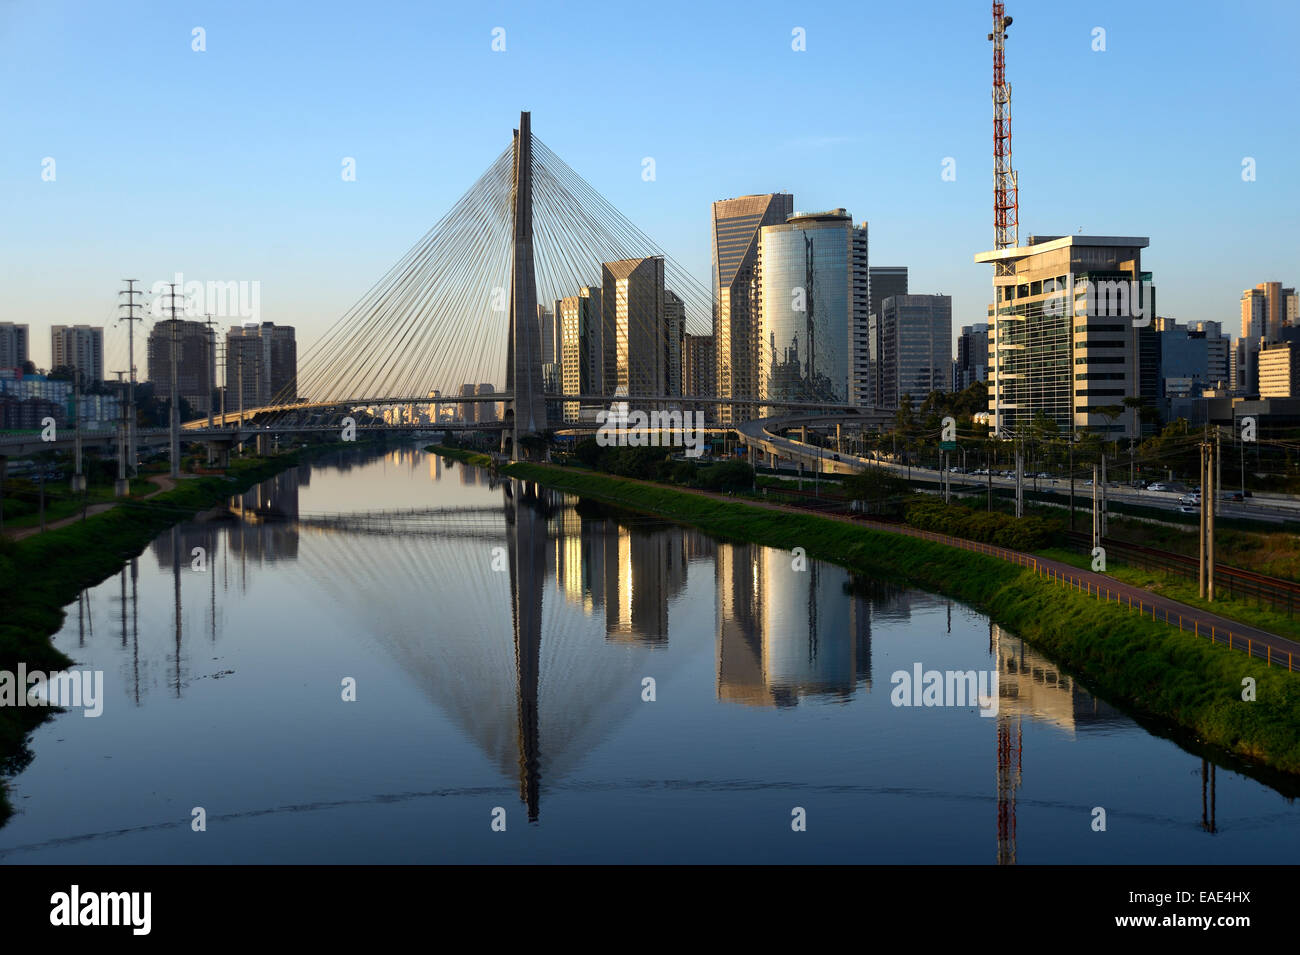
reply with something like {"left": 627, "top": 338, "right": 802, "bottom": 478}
{"left": 501, "top": 461, "right": 1300, "bottom": 781}
{"left": 1037, "top": 546, "right": 1300, "bottom": 644}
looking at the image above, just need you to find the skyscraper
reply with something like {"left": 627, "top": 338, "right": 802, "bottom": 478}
{"left": 1242, "top": 282, "right": 1284, "bottom": 342}
{"left": 756, "top": 209, "right": 864, "bottom": 411}
{"left": 867, "top": 267, "right": 908, "bottom": 407}
{"left": 0, "top": 323, "right": 30, "bottom": 370}
{"left": 879, "top": 295, "right": 952, "bottom": 410}
{"left": 226, "top": 322, "right": 297, "bottom": 409}
{"left": 51, "top": 325, "right": 104, "bottom": 383}
{"left": 712, "top": 193, "right": 794, "bottom": 423}
{"left": 683, "top": 333, "right": 716, "bottom": 401}
{"left": 149, "top": 319, "right": 216, "bottom": 409}
{"left": 559, "top": 286, "right": 602, "bottom": 422}
{"left": 955, "top": 323, "right": 989, "bottom": 390}
{"left": 664, "top": 289, "right": 685, "bottom": 398}
{"left": 976, "top": 235, "right": 1153, "bottom": 439}
{"left": 602, "top": 256, "right": 665, "bottom": 398}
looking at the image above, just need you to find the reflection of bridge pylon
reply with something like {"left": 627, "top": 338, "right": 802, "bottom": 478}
{"left": 505, "top": 479, "right": 548, "bottom": 820}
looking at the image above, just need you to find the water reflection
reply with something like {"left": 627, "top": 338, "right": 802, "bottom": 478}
{"left": 12, "top": 447, "right": 1294, "bottom": 863}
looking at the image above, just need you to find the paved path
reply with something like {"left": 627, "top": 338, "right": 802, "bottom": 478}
{"left": 535, "top": 466, "right": 1300, "bottom": 671}
{"left": 4, "top": 474, "right": 187, "bottom": 541}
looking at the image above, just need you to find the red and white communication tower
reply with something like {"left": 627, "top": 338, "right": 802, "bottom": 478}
{"left": 990, "top": 2, "right": 1018, "bottom": 270}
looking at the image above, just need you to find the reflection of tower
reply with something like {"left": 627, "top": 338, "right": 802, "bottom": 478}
{"left": 505, "top": 479, "right": 547, "bottom": 820}
{"left": 1201, "top": 758, "right": 1217, "bottom": 833}
{"left": 991, "top": 623, "right": 1022, "bottom": 865}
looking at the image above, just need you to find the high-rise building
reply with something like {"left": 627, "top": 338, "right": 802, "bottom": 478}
{"left": 0, "top": 323, "right": 30, "bottom": 369}
{"left": 1259, "top": 342, "right": 1300, "bottom": 398}
{"left": 458, "top": 383, "right": 478, "bottom": 424}
{"left": 755, "top": 209, "right": 864, "bottom": 410}
{"left": 1242, "top": 282, "right": 1284, "bottom": 342}
{"left": 476, "top": 383, "right": 497, "bottom": 423}
{"left": 602, "top": 256, "right": 665, "bottom": 398}
{"left": 683, "top": 333, "right": 716, "bottom": 400}
{"left": 878, "top": 295, "right": 952, "bottom": 410}
{"left": 558, "top": 287, "right": 601, "bottom": 422}
{"left": 1285, "top": 288, "right": 1299, "bottom": 328}
{"left": 955, "top": 323, "right": 989, "bottom": 390}
{"left": 976, "top": 235, "right": 1154, "bottom": 439}
{"left": 1235, "top": 336, "right": 1261, "bottom": 396}
{"left": 850, "top": 225, "right": 870, "bottom": 406}
{"left": 664, "top": 289, "right": 685, "bottom": 398}
{"left": 50, "top": 325, "right": 104, "bottom": 383}
{"left": 538, "top": 304, "right": 558, "bottom": 367}
{"left": 1190, "top": 320, "right": 1231, "bottom": 386}
{"left": 226, "top": 322, "right": 296, "bottom": 410}
{"left": 867, "top": 267, "right": 907, "bottom": 407}
{"left": 712, "top": 193, "right": 794, "bottom": 423}
{"left": 149, "top": 319, "right": 216, "bottom": 410}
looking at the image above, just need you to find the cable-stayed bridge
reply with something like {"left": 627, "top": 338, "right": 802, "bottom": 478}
{"left": 185, "top": 112, "right": 885, "bottom": 457}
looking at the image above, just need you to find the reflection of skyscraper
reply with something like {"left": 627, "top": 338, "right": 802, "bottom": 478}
{"left": 715, "top": 542, "right": 871, "bottom": 705}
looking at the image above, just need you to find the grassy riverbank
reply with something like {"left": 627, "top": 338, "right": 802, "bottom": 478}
{"left": 0, "top": 439, "right": 383, "bottom": 823}
{"left": 467, "top": 455, "right": 1300, "bottom": 778}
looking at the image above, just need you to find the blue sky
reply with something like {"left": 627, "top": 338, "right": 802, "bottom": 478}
{"left": 2, "top": 0, "right": 1297, "bottom": 371}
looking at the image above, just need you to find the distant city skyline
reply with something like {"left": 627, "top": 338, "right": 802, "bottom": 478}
{"left": 3, "top": 0, "right": 1297, "bottom": 380}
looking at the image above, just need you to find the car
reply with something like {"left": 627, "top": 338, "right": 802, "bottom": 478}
{"left": 1178, "top": 494, "right": 1199, "bottom": 506}
{"left": 1226, "top": 490, "right": 1244, "bottom": 502}
{"left": 1147, "top": 482, "right": 1170, "bottom": 492}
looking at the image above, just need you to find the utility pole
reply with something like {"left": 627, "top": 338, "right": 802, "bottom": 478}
{"left": 1091, "top": 464, "right": 1099, "bottom": 553}
{"left": 118, "top": 279, "right": 143, "bottom": 478}
{"left": 1215, "top": 426, "right": 1222, "bottom": 520}
{"left": 204, "top": 313, "right": 217, "bottom": 465}
{"left": 112, "top": 370, "right": 128, "bottom": 495}
{"left": 1100, "top": 453, "right": 1108, "bottom": 537}
{"left": 1014, "top": 441, "right": 1023, "bottom": 518}
{"left": 71, "top": 369, "right": 85, "bottom": 493}
{"left": 1199, "top": 441, "right": 1207, "bottom": 599}
{"left": 164, "top": 283, "right": 183, "bottom": 479}
{"left": 1068, "top": 436, "right": 1075, "bottom": 530}
{"left": 1201, "top": 431, "right": 1211, "bottom": 597}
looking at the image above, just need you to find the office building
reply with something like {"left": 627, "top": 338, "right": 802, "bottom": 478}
{"left": 558, "top": 287, "right": 602, "bottom": 422}
{"left": 602, "top": 256, "right": 665, "bottom": 398}
{"left": 975, "top": 235, "right": 1154, "bottom": 439}
{"left": 50, "top": 325, "right": 104, "bottom": 383}
{"left": 867, "top": 267, "right": 907, "bottom": 407}
{"left": 1242, "top": 282, "right": 1285, "bottom": 342}
{"left": 149, "top": 319, "right": 217, "bottom": 410}
{"left": 683, "top": 333, "right": 716, "bottom": 400}
{"left": 476, "top": 383, "right": 497, "bottom": 423}
{"left": 664, "top": 289, "right": 685, "bottom": 398}
{"left": 755, "top": 209, "right": 864, "bottom": 409}
{"left": 878, "top": 295, "right": 952, "bottom": 410}
{"left": 458, "top": 383, "right": 478, "bottom": 424}
{"left": 226, "top": 322, "right": 297, "bottom": 409}
{"left": 0, "top": 323, "right": 29, "bottom": 370}
{"left": 712, "top": 193, "right": 794, "bottom": 423}
{"left": 955, "top": 323, "right": 989, "bottom": 390}
{"left": 1259, "top": 342, "right": 1300, "bottom": 399}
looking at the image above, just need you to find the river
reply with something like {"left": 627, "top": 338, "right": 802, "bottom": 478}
{"left": 1, "top": 444, "right": 1296, "bottom": 863}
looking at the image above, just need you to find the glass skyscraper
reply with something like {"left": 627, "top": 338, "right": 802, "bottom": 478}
{"left": 756, "top": 209, "right": 865, "bottom": 412}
